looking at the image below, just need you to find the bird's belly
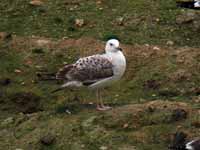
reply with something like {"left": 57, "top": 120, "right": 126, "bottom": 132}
{"left": 88, "top": 77, "right": 115, "bottom": 89}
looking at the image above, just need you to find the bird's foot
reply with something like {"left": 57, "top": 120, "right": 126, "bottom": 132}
{"left": 96, "top": 105, "right": 112, "bottom": 111}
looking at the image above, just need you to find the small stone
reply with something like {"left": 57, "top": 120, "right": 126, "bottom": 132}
{"left": 99, "top": 146, "right": 108, "bottom": 150}
{"left": 14, "top": 69, "right": 22, "bottom": 73}
{"left": 81, "top": 144, "right": 85, "bottom": 148}
{"left": 75, "top": 19, "right": 85, "bottom": 27}
{"left": 40, "top": 133, "right": 56, "bottom": 145}
{"left": 123, "top": 123, "right": 129, "bottom": 128}
{"left": 152, "top": 94, "right": 156, "bottom": 97}
{"left": 155, "top": 18, "right": 160, "bottom": 22}
{"left": 63, "top": 62, "right": 68, "bottom": 65}
{"left": 153, "top": 46, "right": 160, "bottom": 50}
{"left": 29, "top": 0, "right": 44, "bottom": 6}
{"left": 21, "top": 82, "right": 25, "bottom": 85}
{"left": 116, "top": 17, "right": 124, "bottom": 25}
{"left": 166, "top": 40, "right": 174, "bottom": 46}
{"left": 15, "top": 148, "right": 23, "bottom": 150}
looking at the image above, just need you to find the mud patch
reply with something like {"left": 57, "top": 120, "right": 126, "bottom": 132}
{"left": 8, "top": 92, "right": 41, "bottom": 114}
{"left": 97, "top": 101, "right": 191, "bottom": 130}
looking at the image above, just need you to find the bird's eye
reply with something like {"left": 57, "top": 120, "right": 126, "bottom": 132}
{"left": 110, "top": 43, "right": 113, "bottom": 46}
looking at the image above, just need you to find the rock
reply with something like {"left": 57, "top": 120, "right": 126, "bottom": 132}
{"left": 14, "top": 69, "right": 22, "bottom": 73}
{"left": 75, "top": 19, "right": 85, "bottom": 27}
{"left": 1, "top": 117, "right": 14, "bottom": 126}
{"left": 10, "top": 92, "right": 41, "bottom": 114}
{"left": 116, "top": 17, "right": 124, "bottom": 25}
{"left": 40, "top": 133, "right": 56, "bottom": 145}
{"left": 153, "top": 46, "right": 160, "bottom": 50}
{"left": 176, "top": 10, "right": 196, "bottom": 24}
{"left": 170, "top": 109, "right": 187, "bottom": 122}
{"left": 29, "top": 0, "right": 44, "bottom": 6}
{"left": 166, "top": 40, "right": 174, "bottom": 46}
{"left": 123, "top": 123, "right": 129, "bottom": 129}
{"left": 99, "top": 146, "right": 108, "bottom": 150}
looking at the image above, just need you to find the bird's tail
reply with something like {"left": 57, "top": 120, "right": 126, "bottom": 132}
{"left": 51, "top": 81, "right": 82, "bottom": 93}
{"left": 51, "top": 87, "right": 65, "bottom": 93}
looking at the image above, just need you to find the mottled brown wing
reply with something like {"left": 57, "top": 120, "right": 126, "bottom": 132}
{"left": 56, "top": 55, "right": 113, "bottom": 83}
{"left": 56, "top": 65, "right": 74, "bottom": 80}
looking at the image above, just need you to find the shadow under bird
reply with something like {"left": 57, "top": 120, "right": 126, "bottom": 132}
{"left": 52, "top": 39, "right": 126, "bottom": 111}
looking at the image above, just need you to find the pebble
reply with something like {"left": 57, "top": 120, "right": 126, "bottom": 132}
{"left": 153, "top": 46, "right": 160, "bottom": 50}
{"left": 166, "top": 40, "right": 174, "bottom": 46}
{"left": 116, "top": 17, "right": 124, "bottom": 25}
{"left": 75, "top": 19, "right": 85, "bottom": 27}
{"left": 14, "top": 69, "right": 22, "bottom": 73}
{"left": 100, "top": 146, "right": 108, "bottom": 150}
{"left": 29, "top": 0, "right": 44, "bottom": 6}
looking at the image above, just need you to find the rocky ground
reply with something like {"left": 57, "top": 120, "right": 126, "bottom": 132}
{"left": 0, "top": 35, "right": 199, "bottom": 150}
{"left": 0, "top": 0, "right": 200, "bottom": 150}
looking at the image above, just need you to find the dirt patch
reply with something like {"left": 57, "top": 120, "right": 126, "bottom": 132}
{"left": 8, "top": 92, "right": 41, "bottom": 114}
{"left": 97, "top": 100, "right": 191, "bottom": 130}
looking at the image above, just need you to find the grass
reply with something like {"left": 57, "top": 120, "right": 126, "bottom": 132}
{"left": 0, "top": 0, "right": 200, "bottom": 149}
{"left": 0, "top": 0, "right": 200, "bottom": 46}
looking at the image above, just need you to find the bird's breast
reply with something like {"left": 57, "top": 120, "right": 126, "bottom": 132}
{"left": 111, "top": 52, "right": 126, "bottom": 79}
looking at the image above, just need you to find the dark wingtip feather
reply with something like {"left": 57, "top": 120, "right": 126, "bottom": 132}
{"left": 56, "top": 64, "right": 73, "bottom": 80}
{"left": 51, "top": 87, "right": 64, "bottom": 93}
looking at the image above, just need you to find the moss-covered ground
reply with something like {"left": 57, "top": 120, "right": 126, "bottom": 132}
{"left": 0, "top": 0, "right": 200, "bottom": 150}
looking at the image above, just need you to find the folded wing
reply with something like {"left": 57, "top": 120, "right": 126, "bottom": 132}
{"left": 56, "top": 55, "right": 113, "bottom": 85}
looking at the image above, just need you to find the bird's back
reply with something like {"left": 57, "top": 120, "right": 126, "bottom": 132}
{"left": 56, "top": 54, "right": 114, "bottom": 85}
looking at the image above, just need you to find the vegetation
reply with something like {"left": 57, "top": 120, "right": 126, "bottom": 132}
{"left": 0, "top": 0, "right": 199, "bottom": 150}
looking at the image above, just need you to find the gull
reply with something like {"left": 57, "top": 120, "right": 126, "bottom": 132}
{"left": 194, "top": 0, "right": 200, "bottom": 8}
{"left": 186, "top": 139, "right": 200, "bottom": 150}
{"left": 53, "top": 39, "right": 126, "bottom": 111}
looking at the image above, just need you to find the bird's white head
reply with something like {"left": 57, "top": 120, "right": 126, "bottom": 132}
{"left": 105, "top": 39, "right": 122, "bottom": 53}
{"left": 194, "top": 1, "right": 200, "bottom": 7}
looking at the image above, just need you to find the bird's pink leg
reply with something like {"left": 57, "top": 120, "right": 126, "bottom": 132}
{"left": 96, "top": 89, "right": 112, "bottom": 111}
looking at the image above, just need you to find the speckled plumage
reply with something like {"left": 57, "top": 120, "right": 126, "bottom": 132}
{"left": 186, "top": 139, "right": 200, "bottom": 150}
{"left": 56, "top": 54, "right": 114, "bottom": 86}
{"left": 53, "top": 39, "right": 126, "bottom": 110}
